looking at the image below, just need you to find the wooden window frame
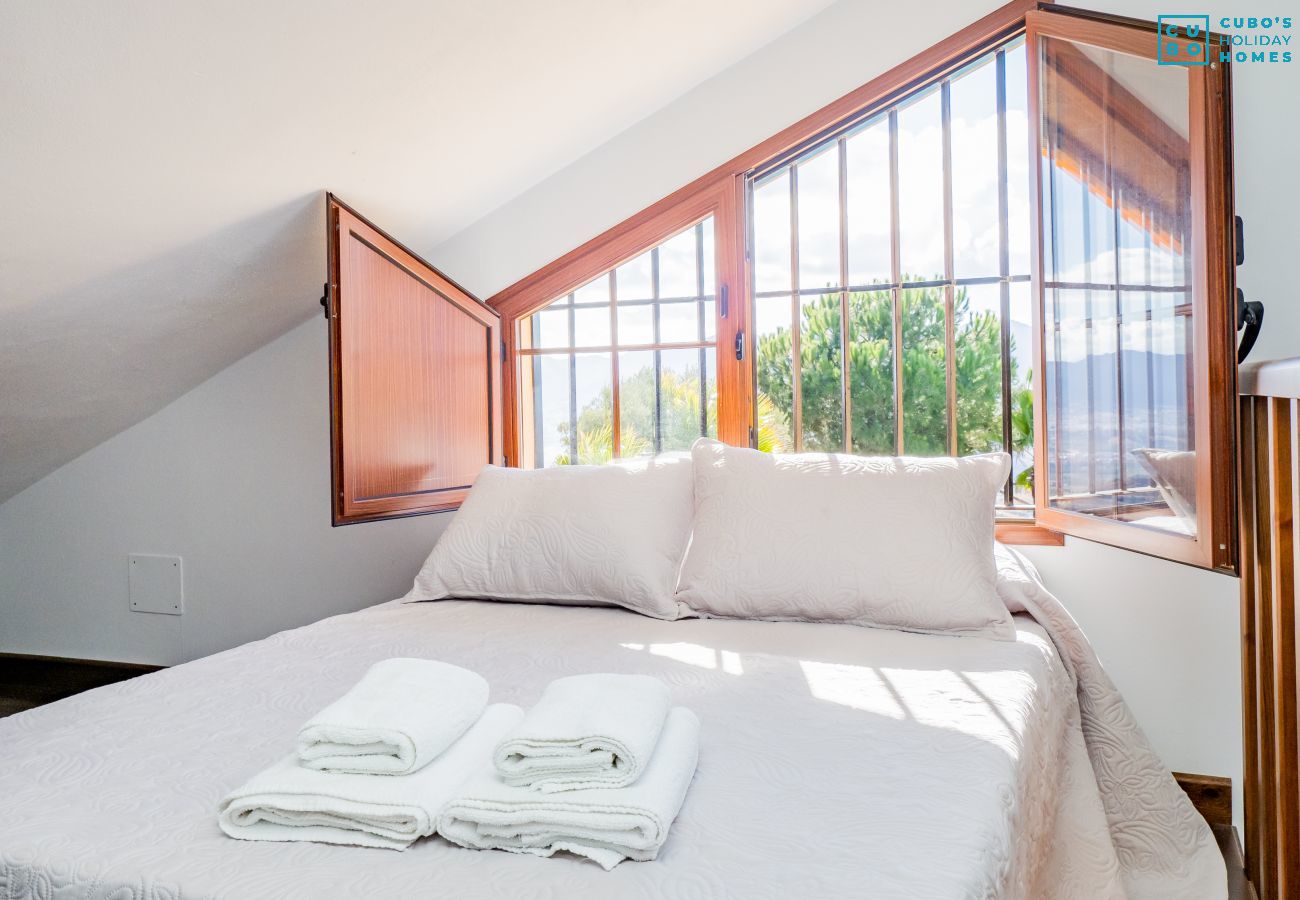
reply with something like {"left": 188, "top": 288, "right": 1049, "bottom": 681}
{"left": 1024, "top": 8, "right": 1238, "bottom": 571}
{"left": 489, "top": 0, "right": 1066, "bottom": 546}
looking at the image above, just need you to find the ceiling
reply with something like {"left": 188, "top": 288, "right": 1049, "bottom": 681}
{"left": 0, "top": 0, "right": 830, "bottom": 503}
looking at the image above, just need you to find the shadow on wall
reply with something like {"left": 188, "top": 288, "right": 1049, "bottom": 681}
{"left": 0, "top": 192, "right": 325, "bottom": 503}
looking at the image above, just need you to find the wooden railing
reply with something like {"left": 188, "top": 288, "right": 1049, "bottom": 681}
{"left": 1240, "top": 357, "right": 1300, "bottom": 900}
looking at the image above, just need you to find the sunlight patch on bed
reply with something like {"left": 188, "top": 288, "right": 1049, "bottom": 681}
{"left": 620, "top": 642, "right": 744, "bottom": 674}
{"left": 798, "top": 661, "right": 908, "bottom": 720}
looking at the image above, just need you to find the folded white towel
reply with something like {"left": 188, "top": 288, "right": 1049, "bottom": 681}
{"left": 493, "top": 673, "right": 671, "bottom": 792}
{"left": 219, "top": 704, "right": 523, "bottom": 850}
{"left": 296, "top": 657, "right": 489, "bottom": 775}
{"left": 440, "top": 706, "right": 700, "bottom": 869}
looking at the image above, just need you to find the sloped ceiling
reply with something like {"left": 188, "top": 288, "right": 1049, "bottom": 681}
{"left": 0, "top": 0, "right": 831, "bottom": 503}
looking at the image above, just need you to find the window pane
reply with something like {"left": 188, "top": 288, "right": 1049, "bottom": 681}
{"left": 616, "top": 251, "right": 654, "bottom": 302}
{"left": 900, "top": 284, "right": 948, "bottom": 454}
{"left": 531, "top": 355, "right": 571, "bottom": 468}
{"left": 752, "top": 170, "right": 791, "bottom": 294}
{"left": 845, "top": 119, "right": 891, "bottom": 287}
{"left": 657, "top": 228, "right": 697, "bottom": 299}
{"left": 949, "top": 57, "right": 1001, "bottom": 279}
{"left": 532, "top": 307, "right": 570, "bottom": 349}
{"left": 754, "top": 294, "right": 794, "bottom": 452}
{"left": 955, "top": 283, "right": 1003, "bottom": 456}
{"left": 701, "top": 299, "right": 716, "bottom": 342}
{"left": 658, "top": 301, "right": 698, "bottom": 344}
{"left": 796, "top": 144, "right": 841, "bottom": 293}
{"left": 573, "top": 274, "right": 609, "bottom": 305}
{"left": 617, "top": 350, "right": 656, "bottom": 459}
{"left": 1038, "top": 34, "right": 1195, "bottom": 533}
{"left": 566, "top": 352, "right": 613, "bottom": 465}
{"left": 617, "top": 304, "right": 654, "bottom": 345}
{"left": 573, "top": 305, "right": 610, "bottom": 347}
{"left": 1004, "top": 40, "right": 1031, "bottom": 277}
{"left": 799, "top": 291, "right": 843, "bottom": 452}
{"left": 896, "top": 90, "right": 946, "bottom": 282}
{"left": 847, "top": 288, "right": 895, "bottom": 454}
{"left": 659, "top": 348, "right": 711, "bottom": 452}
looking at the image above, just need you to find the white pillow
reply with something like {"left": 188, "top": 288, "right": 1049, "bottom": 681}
{"left": 404, "top": 456, "right": 693, "bottom": 620}
{"left": 674, "top": 440, "right": 1014, "bottom": 639}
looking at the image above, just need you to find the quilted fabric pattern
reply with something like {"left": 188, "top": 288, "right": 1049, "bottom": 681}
{"left": 405, "top": 457, "right": 694, "bottom": 620}
{"left": 676, "top": 440, "right": 1015, "bottom": 638}
{"left": 0, "top": 558, "right": 1225, "bottom": 899}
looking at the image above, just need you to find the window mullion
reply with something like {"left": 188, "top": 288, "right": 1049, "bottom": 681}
{"left": 790, "top": 165, "right": 803, "bottom": 452}
{"left": 941, "top": 80, "right": 957, "bottom": 458}
{"left": 609, "top": 271, "right": 621, "bottom": 460}
{"left": 696, "top": 222, "right": 708, "bottom": 438}
{"left": 838, "top": 137, "right": 852, "bottom": 454}
{"left": 651, "top": 248, "right": 662, "bottom": 455}
{"left": 888, "top": 109, "right": 904, "bottom": 456}
{"left": 996, "top": 48, "right": 1014, "bottom": 506}
{"left": 567, "top": 295, "right": 578, "bottom": 465}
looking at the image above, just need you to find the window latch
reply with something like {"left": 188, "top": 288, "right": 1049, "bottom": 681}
{"left": 320, "top": 282, "right": 330, "bottom": 319}
{"left": 734, "top": 330, "right": 745, "bottom": 361}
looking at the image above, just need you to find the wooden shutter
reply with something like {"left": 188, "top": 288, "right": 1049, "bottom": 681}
{"left": 1025, "top": 9, "right": 1237, "bottom": 570}
{"left": 326, "top": 194, "right": 502, "bottom": 525}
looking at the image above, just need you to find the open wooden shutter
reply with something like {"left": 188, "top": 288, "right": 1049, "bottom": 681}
{"left": 1025, "top": 9, "right": 1237, "bottom": 570}
{"left": 326, "top": 194, "right": 502, "bottom": 525}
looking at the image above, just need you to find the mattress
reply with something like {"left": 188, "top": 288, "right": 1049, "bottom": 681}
{"left": 0, "top": 551, "right": 1224, "bottom": 900}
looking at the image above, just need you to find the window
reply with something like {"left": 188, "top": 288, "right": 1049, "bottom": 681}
{"left": 748, "top": 38, "right": 1033, "bottom": 513}
{"left": 1026, "top": 9, "right": 1237, "bottom": 570}
{"left": 516, "top": 219, "right": 718, "bottom": 467}
{"left": 484, "top": 1, "right": 1237, "bottom": 565}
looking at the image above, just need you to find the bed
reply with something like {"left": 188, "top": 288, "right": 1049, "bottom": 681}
{"left": 0, "top": 549, "right": 1224, "bottom": 900}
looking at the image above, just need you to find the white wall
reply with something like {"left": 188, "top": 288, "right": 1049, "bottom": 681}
{"left": 0, "top": 317, "right": 448, "bottom": 665}
{"left": 2, "top": 0, "right": 1287, "bottom": 826}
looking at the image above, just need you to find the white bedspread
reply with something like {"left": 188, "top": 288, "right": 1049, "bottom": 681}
{"left": 0, "top": 549, "right": 1223, "bottom": 899}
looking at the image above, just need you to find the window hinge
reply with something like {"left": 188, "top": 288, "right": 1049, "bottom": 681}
{"left": 734, "top": 330, "right": 745, "bottom": 361}
{"left": 320, "top": 282, "right": 330, "bottom": 319}
{"left": 501, "top": 340, "right": 507, "bottom": 361}
{"left": 748, "top": 425, "right": 756, "bottom": 447}
{"left": 720, "top": 284, "right": 729, "bottom": 319}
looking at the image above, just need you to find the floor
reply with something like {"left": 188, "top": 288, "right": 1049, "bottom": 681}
{"left": 0, "top": 654, "right": 160, "bottom": 717}
{"left": 0, "top": 656, "right": 1261, "bottom": 897}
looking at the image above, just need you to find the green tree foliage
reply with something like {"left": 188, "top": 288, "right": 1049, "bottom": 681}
{"left": 555, "top": 363, "right": 715, "bottom": 465}
{"left": 755, "top": 284, "right": 1022, "bottom": 457}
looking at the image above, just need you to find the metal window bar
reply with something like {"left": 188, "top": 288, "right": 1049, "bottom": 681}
{"left": 941, "top": 79, "right": 957, "bottom": 457}
{"left": 609, "top": 269, "right": 621, "bottom": 459}
{"left": 1047, "top": 129, "right": 1065, "bottom": 501}
{"left": 567, "top": 293, "right": 578, "bottom": 465}
{"left": 651, "top": 247, "right": 662, "bottom": 454}
{"left": 1143, "top": 209, "right": 1157, "bottom": 449}
{"left": 1107, "top": 88, "right": 1128, "bottom": 497}
{"left": 790, "top": 164, "right": 803, "bottom": 451}
{"left": 837, "top": 136, "right": 852, "bottom": 453}
{"left": 1079, "top": 161, "right": 1098, "bottom": 498}
{"left": 696, "top": 222, "right": 708, "bottom": 438}
{"left": 996, "top": 47, "right": 1015, "bottom": 505}
{"left": 888, "top": 108, "right": 904, "bottom": 456}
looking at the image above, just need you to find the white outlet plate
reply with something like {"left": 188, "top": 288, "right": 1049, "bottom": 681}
{"left": 128, "top": 554, "right": 184, "bottom": 615}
